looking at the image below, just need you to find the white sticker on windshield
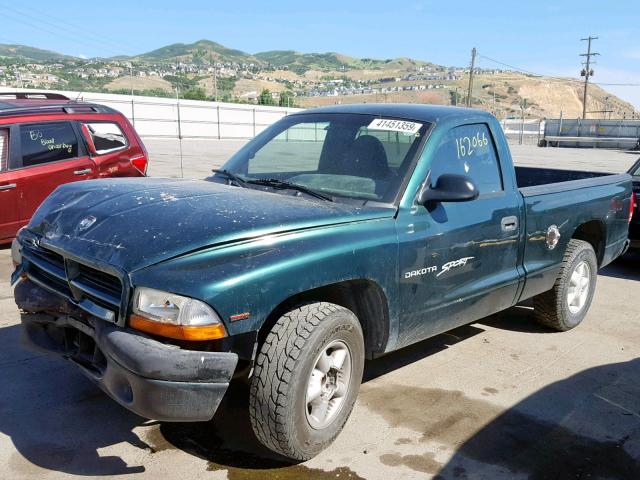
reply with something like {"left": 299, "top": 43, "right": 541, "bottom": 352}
{"left": 367, "top": 118, "right": 422, "bottom": 135}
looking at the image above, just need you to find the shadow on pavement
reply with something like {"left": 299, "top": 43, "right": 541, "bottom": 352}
{"left": 0, "top": 324, "right": 148, "bottom": 476}
{"left": 156, "top": 323, "right": 486, "bottom": 479}
{"left": 0, "top": 317, "right": 484, "bottom": 478}
{"left": 2, "top": 308, "right": 640, "bottom": 478}
{"left": 600, "top": 249, "right": 640, "bottom": 281}
{"left": 433, "top": 358, "right": 640, "bottom": 479}
{"left": 477, "top": 305, "right": 556, "bottom": 334}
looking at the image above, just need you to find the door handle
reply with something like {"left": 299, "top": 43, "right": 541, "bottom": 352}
{"left": 501, "top": 216, "right": 518, "bottom": 232}
{"left": 73, "top": 168, "right": 92, "bottom": 175}
{"left": 0, "top": 183, "right": 16, "bottom": 191}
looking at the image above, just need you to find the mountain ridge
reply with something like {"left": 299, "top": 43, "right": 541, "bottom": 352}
{"left": 0, "top": 40, "right": 636, "bottom": 117}
{"left": 0, "top": 39, "right": 441, "bottom": 71}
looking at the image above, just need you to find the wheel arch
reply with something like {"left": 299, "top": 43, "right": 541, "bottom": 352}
{"left": 257, "top": 279, "right": 391, "bottom": 360}
{"left": 571, "top": 220, "right": 606, "bottom": 266}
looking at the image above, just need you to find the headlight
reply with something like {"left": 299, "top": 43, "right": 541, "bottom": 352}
{"left": 11, "top": 237, "right": 22, "bottom": 267}
{"left": 131, "top": 287, "right": 226, "bottom": 341}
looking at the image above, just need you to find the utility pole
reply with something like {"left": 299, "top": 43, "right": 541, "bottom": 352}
{"left": 129, "top": 63, "right": 134, "bottom": 96}
{"left": 580, "top": 36, "right": 599, "bottom": 119}
{"left": 213, "top": 66, "right": 218, "bottom": 102}
{"left": 492, "top": 85, "right": 496, "bottom": 114}
{"left": 129, "top": 62, "right": 135, "bottom": 127}
{"left": 466, "top": 47, "right": 476, "bottom": 107}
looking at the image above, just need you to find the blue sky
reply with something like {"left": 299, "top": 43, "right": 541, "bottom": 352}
{"left": 1, "top": 0, "right": 639, "bottom": 106}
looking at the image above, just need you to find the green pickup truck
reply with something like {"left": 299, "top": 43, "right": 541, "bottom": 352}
{"left": 11, "top": 104, "right": 634, "bottom": 460}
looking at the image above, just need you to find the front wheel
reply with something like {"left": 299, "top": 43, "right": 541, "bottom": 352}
{"left": 533, "top": 239, "right": 598, "bottom": 331}
{"left": 249, "top": 302, "right": 364, "bottom": 461}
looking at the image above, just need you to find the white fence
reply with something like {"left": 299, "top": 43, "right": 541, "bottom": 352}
{"left": 543, "top": 118, "right": 640, "bottom": 148}
{"left": 3, "top": 88, "right": 547, "bottom": 144}
{"left": 0, "top": 88, "right": 301, "bottom": 140}
{"left": 500, "top": 118, "right": 544, "bottom": 145}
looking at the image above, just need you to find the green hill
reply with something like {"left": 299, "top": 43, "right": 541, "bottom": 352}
{"left": 254, "top": 50, "right": 433, "bottom": 73}
{"left": 131, "top": 40, "right": 260, "bottom": 65}
{"left": 0, "top": 44, "right": 77, "bottom": 62}
{"left": 0, "top": 40, "right": 437, "bottom": 73}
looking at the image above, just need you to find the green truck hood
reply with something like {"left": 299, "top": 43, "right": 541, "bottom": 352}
{"left": 27, "top": 178, "right": 394, "bottom": 271}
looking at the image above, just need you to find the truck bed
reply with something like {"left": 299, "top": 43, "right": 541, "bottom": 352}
{"left": 514, "top": 165, "right": 631, "bottom": 304}
{"left": 514, "top": 166, "right": 627, "bottom": 196}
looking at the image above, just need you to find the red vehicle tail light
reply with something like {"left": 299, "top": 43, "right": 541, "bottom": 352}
{"left": 130, "top": 154, "right": 148, "bottom": 175}
{"left": 630, "top": 192, "right": 637, "bottom": 224}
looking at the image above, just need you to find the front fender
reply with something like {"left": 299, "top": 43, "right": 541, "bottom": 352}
{"left": 130, "top": 217, "right": 400, "bottom": 346}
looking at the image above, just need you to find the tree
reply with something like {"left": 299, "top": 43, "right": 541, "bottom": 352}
{"left": 279, "top": 91, "right": 295, "bottom": 107}
{"left": 258, "top": 88, "right": 274, "bottom": 106}
{"left": 182, "top": 87, "right": 207, "bottom": 100}
{"left": 449, "top": 89, "right": 462, "bottom": 106}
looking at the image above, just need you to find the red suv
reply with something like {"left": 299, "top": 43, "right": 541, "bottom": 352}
{"left": 0, "top": 92, "right": 148, "bottom": 244}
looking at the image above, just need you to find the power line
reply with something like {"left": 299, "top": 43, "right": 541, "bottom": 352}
{"left": 0, "top": 2, "right": 136, "bottom": 57}
{"left": 0, "top": 10, "right": 124, "bottom": 58}
{"left": 476, "top": 54, "right": 543, "bottom": 77}
{"left": 594, "top": 82, "right": 640, "bottom": 87}
{"left": 478, "top": 52, "right": 640, "bottom": 88}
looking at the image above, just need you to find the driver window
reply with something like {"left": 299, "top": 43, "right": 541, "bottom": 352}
{"left": 430, "top": 124, "right": 503, "bottom": 194}
{"left": 248, "top": 122, "right": 328, "bottom": 174}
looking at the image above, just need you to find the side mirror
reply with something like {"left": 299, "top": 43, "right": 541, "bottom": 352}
{"left": 418, "top": 173, "right": 479, "bottom": 205}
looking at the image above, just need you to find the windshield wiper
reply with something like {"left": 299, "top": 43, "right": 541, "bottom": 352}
{"left": 246, "top": 178, "right": 333, "bottom": 202}
{"left": 211, "top": 169, "right": 248, "bottom": 187}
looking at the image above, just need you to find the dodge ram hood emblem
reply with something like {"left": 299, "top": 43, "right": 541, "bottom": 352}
{"left": 78, "top": 215, "right": 97, "bottom": 232}
{"left": 546, "top": 225, "right": 561, "bottom": 250}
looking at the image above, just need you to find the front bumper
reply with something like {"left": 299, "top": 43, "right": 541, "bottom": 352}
{"left": 18, "top": 281, "right": 238, "bottom": 422}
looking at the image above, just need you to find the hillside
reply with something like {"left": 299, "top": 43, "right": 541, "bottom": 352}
{"left": 0, "top": 40, "right": 636, "bottom": 118}
{"left": 0, "top": 44, "right": 77, "bottom": 62}
{"left": 470, "top": 73, "right": 637, "bottom": 118}
{"left": 130, "top": 40, "right": 260, "bottom": 65}
{"left": 254, "top": 50, "right": 433, "bottom": 74}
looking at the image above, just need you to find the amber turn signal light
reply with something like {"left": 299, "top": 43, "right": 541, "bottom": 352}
{"left": 129, "top": 314, "right": 227, "bottom": 341}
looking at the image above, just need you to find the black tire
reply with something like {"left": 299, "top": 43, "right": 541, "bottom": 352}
{"left": 533, "top": 239, "right": 598, "bottom": 331}
{"left": 249, "top": 302, "right": 364, "bottom": 461}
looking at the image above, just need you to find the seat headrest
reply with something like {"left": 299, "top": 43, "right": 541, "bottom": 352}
{"left": 345, "top": 135, "right": 389, "bottom": 178}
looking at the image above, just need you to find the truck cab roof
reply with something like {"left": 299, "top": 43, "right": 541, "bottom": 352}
{"left": 291, "top": 103, "right": 490, "bottom": 124}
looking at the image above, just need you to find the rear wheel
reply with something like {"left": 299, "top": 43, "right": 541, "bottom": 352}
{"left": 533, "top": 239, "right": 598, "bottom": 331}
{"left": 249, "top": 302, "right": 364, "bottom": 461}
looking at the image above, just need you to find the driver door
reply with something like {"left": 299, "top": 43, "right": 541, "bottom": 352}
{"left": 396, "top": 123, "right": 521, "bottom": 347}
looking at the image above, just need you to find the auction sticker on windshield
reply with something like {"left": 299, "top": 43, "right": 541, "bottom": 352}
{"left": 367, "top": 118, "right": 422, "bottom": 135}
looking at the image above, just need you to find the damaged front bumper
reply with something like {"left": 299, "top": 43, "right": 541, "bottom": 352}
{"left": 16, "top": 280, "right": 238, "bottom": 422}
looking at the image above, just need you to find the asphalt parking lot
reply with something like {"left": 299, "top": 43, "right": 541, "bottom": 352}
{"left": 1, "top": 142, "right": 639, "bottom": 479}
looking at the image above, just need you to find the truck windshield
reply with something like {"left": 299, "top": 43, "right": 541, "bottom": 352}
{"left": 220, "top": 113, "right": 430, "bottom": 203}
